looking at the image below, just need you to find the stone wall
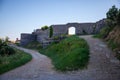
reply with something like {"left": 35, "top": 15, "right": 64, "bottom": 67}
{"left": 51, "top": 23, "right": 94, "bottom": 36}
{"left": 94, "top": 19, "right": 107, "bottom": 34}
{"left": 51, "top": 24, "right": 67, "bottom": 36}
{"left": 34, "top": 29, "right": 49, "bottom": 43}
{"left": 51, "top": 19, "right": 106, "bottom": 36}
{"left": 20, "top": 33, "right": 36, "bottom": 46}
{"left": 20, "top": 19, "right": 107, "bottom": 46}
{"left": 67, "top": 23, "right": 95, "bottom": 35}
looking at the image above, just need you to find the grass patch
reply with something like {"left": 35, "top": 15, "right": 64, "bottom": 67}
{"left": 107, "top": 39, "right": 120, "bottom": 60}
{"left": 93, "top": 26, "right": 112, "bottom": 38}
{"left": 93, "top": 34, "right": 102, "bottom": 38}
{"left": 0, "top": 48, "right": 32, "bottom": 74}
{"left": 107, "top": 39, "right": 119, "bottom": 50}
{"left": 40, "top": 36, "right": 89, "bottom": 71}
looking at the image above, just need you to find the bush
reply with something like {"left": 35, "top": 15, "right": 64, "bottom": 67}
{"left": 107, "top": 39, "right": 120, "bottom": 50}
{"left": 0, "top": 46, "right": 15, "bottom": 55}
{"left": 0, "top": 39, "right": 15, "bottom": 56}
{"left": 99, "top": 26, "right": 111, "bottom": 38}
{"left": 41, "top": 25, "right": 48, "bottom": 30}
{"left": 40, "top": 36, "right": 89, "bottom": 71}
{"left": 93, "top": 26, "right": 113, "bottom": 39}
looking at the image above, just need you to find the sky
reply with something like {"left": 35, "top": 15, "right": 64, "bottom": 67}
{"left": 0, "top": 0, "right": 119, "bottom": 41}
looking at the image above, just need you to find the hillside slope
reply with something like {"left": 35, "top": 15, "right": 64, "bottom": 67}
{"left": 106, "top": 26, "right": 120, "bottom": 59}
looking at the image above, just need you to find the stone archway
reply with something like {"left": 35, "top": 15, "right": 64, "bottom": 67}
{"left": 68, "top": 27, "right": 76, "bottom": 35}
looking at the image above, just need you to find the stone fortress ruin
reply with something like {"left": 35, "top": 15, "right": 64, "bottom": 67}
{"left": 20, "top": 19, "right": 106, "bottom": 47}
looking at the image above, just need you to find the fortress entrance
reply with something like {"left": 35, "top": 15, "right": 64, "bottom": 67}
{"left": 68, "top": 27, "right": 76, "bottom": 35}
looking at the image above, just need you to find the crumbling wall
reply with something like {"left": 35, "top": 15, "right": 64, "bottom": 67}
{"left": 20, "top": 33, "right": 36, "bottom": 46}
{"left": 20, "top": 19, "right": 107, "bottom": 46}
{"left": 34, "top": 29, "right": 49, "bottom": 43}
{"left": 94, "top": 19, "right": 107, "bottom": 34}
{"left": 51, "top": 19, "right": 106, "bottom": 36}
{"left": 51, "top": 25, "right": 67, "bottom": 36}
{"left": 51, "top": 23, "right": 96, "bottom": 35}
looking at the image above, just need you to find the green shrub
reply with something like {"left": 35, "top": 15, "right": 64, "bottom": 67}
{"left": 93, "top": 26, "right": 112, "bottom": 38}
{"left": 107, "top": 39, "right": 120, "bottom": 50}
{"left": 41, "top": 25, "right": 48, "bottom": 30}
{"left": 40, "top": 36, "right": 89, "bottom": 71}
{"left": 49, "top": 26, "right": 53, "bottom": 38}
{"left": 0, "top": 39, "right": 15, "bottom": 56}
{"left": 0, "top": 46, "right": 15, "bottom": 55}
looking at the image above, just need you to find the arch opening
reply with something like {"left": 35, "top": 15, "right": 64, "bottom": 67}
{"left": 68, "top": 27, "right": 76, "bottom": 35}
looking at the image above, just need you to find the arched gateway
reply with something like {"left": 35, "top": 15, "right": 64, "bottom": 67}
{"left": 20, "top": 19, "right": 107, "bottom": 46}
{"left": 51, "top": 23, "right": 98, "bottom": 36}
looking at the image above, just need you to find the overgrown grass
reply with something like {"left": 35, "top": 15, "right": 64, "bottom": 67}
{"left": 107, "top": 40, "right": 119, "bottom": 50}
{"left": 107, "top": 39, "right": 120, "bottom": 60}
{"left": 40, "top": 36, "right": 89, "bottom": 71}
{"left": 0, "top": 48, "right": 32, "bottom": 74}
{"left": 93, "top": 26, "right": 111, "bottom": 38}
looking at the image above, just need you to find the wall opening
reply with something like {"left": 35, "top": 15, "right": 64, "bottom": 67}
{"left": 68, "top": 27, "right": 76, "bottom": 35}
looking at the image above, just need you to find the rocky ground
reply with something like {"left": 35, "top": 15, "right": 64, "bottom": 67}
{"left": 0, "top": 35, "right": 120, "bottom": 80}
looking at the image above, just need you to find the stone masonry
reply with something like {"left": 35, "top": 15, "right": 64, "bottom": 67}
{"left": 20, "top": 19, "right": 107, "bottom": 46}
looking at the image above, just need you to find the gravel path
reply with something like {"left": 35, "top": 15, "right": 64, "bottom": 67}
{"left": 0, "top": 35, "right": 120, "bottom": 80}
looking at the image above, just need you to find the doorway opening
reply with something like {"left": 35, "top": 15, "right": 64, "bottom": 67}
{"left": 68, "top": 27, "right": 76, "bottom": 35}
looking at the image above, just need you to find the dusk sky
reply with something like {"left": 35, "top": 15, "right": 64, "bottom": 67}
{"left": 0, "top": 0, "right": 119, "bottom": 41}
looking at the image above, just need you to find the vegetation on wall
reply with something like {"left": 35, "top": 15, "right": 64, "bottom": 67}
{"left": 40, "top": 36, "right": 89, "bottom": 71}
{"left": 49, "top": 26, "right": 53, "bottom": 38}
{"left": 41, "top": 25, "right": 49, "bottom": 30}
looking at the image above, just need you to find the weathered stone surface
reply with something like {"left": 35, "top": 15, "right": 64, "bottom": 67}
{"left": 20, "top": 19, "right": 107, "bottom": 46}
{"left": 20, "top": 33, "right": 36, "bottom": 46}
{"left": 51, "top": 24, "right": 67, "bottom": 36}
{"left": 35, "top": 29, "right": 49, "bottom": 43}
{"left": 94, "top": 19, "right": 107, "bottom": 33}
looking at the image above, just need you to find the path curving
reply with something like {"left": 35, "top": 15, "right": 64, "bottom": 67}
{"left": 0, "top": 35, "right": 120, "bottom": 80}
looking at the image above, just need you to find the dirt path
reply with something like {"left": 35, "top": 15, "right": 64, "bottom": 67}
{"left": 0, "top": 35, "right": 120, "bottom": 80}
{"left": 79, "top": 35, "right": 120, "bottom": 80}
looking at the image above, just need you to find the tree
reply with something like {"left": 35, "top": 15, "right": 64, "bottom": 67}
{"left": 41, "top": 25, "right": 48, "bottom": 30}
{"left": 116, "top": 9, "right": 120, "bottom": 25}
{"left": 49, "top": 26, "right": 53, "bottom": 38}
{"left": 106, "top": 5, "right": 119, "bottom": 27}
